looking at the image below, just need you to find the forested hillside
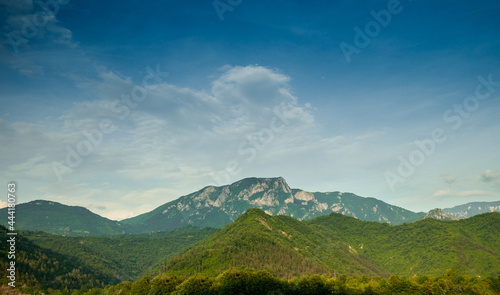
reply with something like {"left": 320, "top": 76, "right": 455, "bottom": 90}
{"left": 164, "top": 208, "right": 387, "bottom": 279}
{"left": 0, "top": 225, "right": 216, "bottom": 293}
{"left": 2, "top": 209, "right": 499, "bottom": 294}
{"left": 23, "top": 226, "right": 217, "bottom": 281}
{"left": 164, "top": 209, "right": 500, "bottom": 279}
{"left": 0, "top": 225, "right": 118, "bottom": 293}
{"left": 307, "top": 211, "right": 500, "bottom": 277}
{"left": 50, "top": 269, "right": 500, "bottom": 295}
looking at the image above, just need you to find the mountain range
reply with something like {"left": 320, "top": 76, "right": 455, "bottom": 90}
{"left": 121, "top": 177, "right": 424, "bottom": 233}
{"left": 2, "top": 177, "right": 499, "bottom": 235}
{"left": 3, "top": 208, "right": 499, "bottom": 293}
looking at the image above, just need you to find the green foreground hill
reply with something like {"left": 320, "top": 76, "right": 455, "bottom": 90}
{"left": 164, "top": 208, "right": 387, "bottom": 279}
{"left": 165, "top": 209, "right": 500, "bottom": 279}
{"left": 307, "top": 211, "right": 500, "bottom": 277}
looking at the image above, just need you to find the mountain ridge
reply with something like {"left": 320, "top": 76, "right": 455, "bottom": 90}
{"left": 121, "top": 177, "right": 426, "bottom": 233}
{"left": 2, "top": 177, "right": 500, "bottom": 235}
{"left": 443, "top": 201, "right": 500, "bottom": 218}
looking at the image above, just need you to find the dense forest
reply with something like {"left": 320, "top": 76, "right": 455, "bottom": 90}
{"left": 0, "top": 225, "right": 216, "bottom": 293}
{"left": 13, "top": 269, "right": 500, "bottom": 295}
{"left": 0, "top": 225, "right": 117, "bottom": 293}
{"left": 22, "top": 226, "right": 217, "bottom": 281}
{"left": 1, "top": 209, "right": 500, "bottom": 294}
{"left": 163, "top": 209, "right": 500, "bottom": 278}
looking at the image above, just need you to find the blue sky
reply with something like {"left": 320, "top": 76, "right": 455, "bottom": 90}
{"left": 1, "top": 0, "right": 499, "bottom": 220}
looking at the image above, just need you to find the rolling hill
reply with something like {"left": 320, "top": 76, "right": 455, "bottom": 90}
{"left": 307, "top": 211, "right": 500, "bottom": 277}
{"left": 164, "top": 209, "right": 500, "bottom": 278}
{"left": 163, "top": 208, "right": 388, "bottom": 279}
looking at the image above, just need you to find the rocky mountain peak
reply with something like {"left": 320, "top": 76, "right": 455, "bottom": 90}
{"left": 272, "top": 176, "right": 291, "bottom": 193}
{"left": 424, "top": 208, "right": 458, "bottom": 221}
{"left": 233, "top": 177, "right": 292, "bottom": 195}
{"left": 119, "top": 177, "right": 447, "bottom": 232}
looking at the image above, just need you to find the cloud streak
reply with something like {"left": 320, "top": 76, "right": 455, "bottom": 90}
{"left": 433, "top": 189, "right": 495, "bottom": 200}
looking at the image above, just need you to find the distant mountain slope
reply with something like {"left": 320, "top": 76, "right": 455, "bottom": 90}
{"left": 0, "top": 200, "right": 129, "bottom": 236}
{"left": 310, "top": 191, "right": 425, "bottom": 224}
{"left": 122, "top": 177, "right": 423, "bottom": 233}
{"left": 164, "top": 208, "right": 388, "bottom": 279}
{"left": 163, "top": 209, "right": 500, "bottom": 278}
{"left": 443, "top": 201, "right": 500, "bottom": 218}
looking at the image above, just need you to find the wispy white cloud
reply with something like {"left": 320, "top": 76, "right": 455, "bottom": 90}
{"left": 433, "top": 189, "right": 495, "bottom": 199}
